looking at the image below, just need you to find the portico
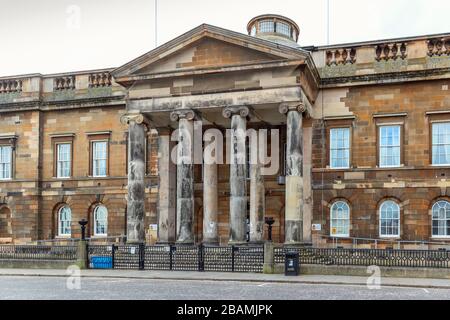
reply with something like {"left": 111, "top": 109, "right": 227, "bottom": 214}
{"left": 112, "top": 22, "right": 319, "bottom": 245}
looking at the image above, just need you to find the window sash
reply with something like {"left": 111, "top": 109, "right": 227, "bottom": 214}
{"left": 0, "top": 146, "right": 12, "bottom": 179}
{"left": 259, "top": 20, "right": 274, "bottom": 33}
{"left": 379, "top": 202, "right": 400, "bottom": 237}
{"left": 94, "top": 206, "right": 108, "bottom": 236}
{"left": 432, "top": 201, "right": 450, "bottom": 237}
{"left": 92, "top": 141, "right": 107, "bottom": 177}
{"left": 379, "top": 126, "right": 401, "bottom": 167}
{"left": 432, "top": 123, "right": 450, "bottom": 165}
{"left": 56, "top": 144, "right": 71, "bottom": 178}
{"left": 58, "top": 207, "right": 71, "bottom": 236}
{"left": 330, "top": 128, "right": 350, "bottom": 169}
{"left": 330, "top": 202, "right": 350, "bottom": 237}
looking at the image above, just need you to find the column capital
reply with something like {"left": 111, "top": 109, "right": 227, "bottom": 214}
{"left": 120, "top": 112, "right": 151, "bottom": 127}
{"left": 278, "top": 102, "right": 306, "bottom": 115}
{"left": 222, "top": 106, "right": 250, "bottom": 119}
{"left": 170, "top": 109, "right": 199, "bottom": 122}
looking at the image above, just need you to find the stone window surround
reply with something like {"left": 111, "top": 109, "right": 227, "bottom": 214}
{"left": 427, "top": 113, "right": 450, "bottom": 167}
{"left": 377, "top": 198, "right": 403, "bottom": 240}
{"left": 329, "top": 200, "right": 351, "bottom": 238}
{"left": 50, "top": 133, "right": 74, "bottom": 179}
{"left": 0, "top": 135, "right": 17, "bottom": 180}
{"left": 374, "top": 115, "right": 406, "bottom": 169}
{"left": 87, "top": 132, "right": 111, "bottom": 178}
{"left": 430, "top": 199, "right": 450, "bottom": 239}
{"left": 324, "top": 117, "right": 354, "bottom": 170}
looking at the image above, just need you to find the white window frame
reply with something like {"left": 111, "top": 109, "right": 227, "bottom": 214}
{"left": 379, "top": 125, "right": 401, "bottom": 168}
{"left": 431, "top": 201, "right": 450, "bottom": 239}
{"left": 56, "top": 143, "right": 71, "bottom": 179}
{"left": 92, "top": 140, "right": 108, "bottom": 177}
{"left": 93, "top": 205, "right": 108, "bottom": 237}
{"left": 379, "top": 201, "right": 400, "bottom": 238}
{"left": 431, "top": 122, "right": 450, "bottom": 166}
{"left": 57, "top": 206, "right": 72, "bottom": 237}
{"left": 330, "top": 201, "right": 350, "bottom": 237}
{"left": 0, "top": 145, "right": 12, "bottom": 180}
{"left": 259, "top": 20, "right": 274, "bottom": 33}
{"left": 329, "top": 128, "right": 350, "bottom": 169}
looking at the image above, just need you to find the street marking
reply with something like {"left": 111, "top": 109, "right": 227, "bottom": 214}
{"left": 257, "top": 283, "right": 269, "bottom": 287}
{"left": 423, "top": 289, "right": 430, "bottom": 294}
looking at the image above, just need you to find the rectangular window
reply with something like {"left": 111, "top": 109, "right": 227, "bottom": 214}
{"left": 92, "top": 141, "right": 108, "bottom": 177}
{"left": 379, "top": 125, "right": 401, "bottom": 168}
{"left": 330, "top": 128, "right": 350, "bottom": 169}
{"left": 0, "top": 146, "right": 12, "bottom": 180}
{"left": 56, "top": 143, "right": 71, "bottom": 178}
{"left": 432, "top": 122, "right": 450, "bottom": 165}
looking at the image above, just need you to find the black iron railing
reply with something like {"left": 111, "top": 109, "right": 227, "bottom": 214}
{"left": 0, "top": 245, "right": 77, "bottom": 260}
{"left": 274, "top": 247, "right": 450, "bottom": 269}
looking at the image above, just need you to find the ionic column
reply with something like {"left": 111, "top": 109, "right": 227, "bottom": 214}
{"left": 279, "top": 102, "right": 306, "bottom": 245}
{"left": 202, "top": 138, "right": 219, "bottom": 245}
{"left": 170, "top": 109, "right": 196, "bottom": 244}
{"left": 249, "top": 133, "right": 265, "bottom": 243}
{"left": 223, "top": 106, "right": 249, "bottom": 244}
{"left": 156, "top": 128, "right": 176, "bottom": 244}
{"left": 120, "top": 112, "right": 149, "bottom": 244}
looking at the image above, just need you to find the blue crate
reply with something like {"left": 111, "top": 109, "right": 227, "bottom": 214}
{"left": 90, "top": 256, "right": 113, "bottom": 269}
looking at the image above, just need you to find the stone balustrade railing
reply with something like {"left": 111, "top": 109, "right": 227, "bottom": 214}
{"left": 88, "top": 72, "right": 112, "bottom": 88}
{"left": 325, "top": 48, "right": 356, "bottom": 66}
{"left": 375, "top": 42, "right": 407, "bottom": 61}
{"left": 0, "top": 79, "right": 23, "bottom": 94}
{"left": 427, "top": 37, "right": 450, "bottom": 57}
{"left": 53, "top": 76, "right": 76, "bottom": 91}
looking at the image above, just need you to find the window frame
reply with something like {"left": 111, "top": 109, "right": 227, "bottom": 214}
{"left": 378, "top": 124, "right": 402, "bottom": 168}
{"left": 379, "top": 200, "right": 401, "bottom": 238}
{"left": 93, "top": 205, "right": 108, "bottom": 237}
{"left": 431, "top": 121, "right": 450, "bottom": 166}
{"left": 55, "top": 142, "right": 72, "bottom": 179}
{"left": 51, "top": 134, "right": 74, "bottom": 179}
{"left": 0, "top": 144, "right": 13, "bottom": 180}
{"left": 329, "top": 127, "right": 351, "bottom": 169}
{"left": 330, "top": 201, "right": 350, "bottom": 238}
{"left": 431, "top": 200, "right": 450, "bottom": 239}
{"left": 87, "top": 133, "right": 110, "bottom": 178}
{"left": 57, "top": 205, "right": 72, "bottom": 237}
{"left": 325, "top": 119, "right": 353, "bottom": 170}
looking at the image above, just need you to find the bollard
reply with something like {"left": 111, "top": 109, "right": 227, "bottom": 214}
{"left": 263, "top": 241, "right": 274, "bottom": 274}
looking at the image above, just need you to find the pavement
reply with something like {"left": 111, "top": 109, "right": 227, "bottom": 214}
{"left": 0, "top": 268, "right": 449, "bottom": 289}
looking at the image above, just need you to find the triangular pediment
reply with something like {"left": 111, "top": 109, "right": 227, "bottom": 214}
{"left": 112, "top": 24, "right": 311, "bottom": 85}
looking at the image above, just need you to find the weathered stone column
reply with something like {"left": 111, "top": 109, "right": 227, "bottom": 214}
{"left": 279, "top": 102, "right": 306, "bottom": 245}
{"left": 156, "top": 128, "right": 176, "bottom": 244}
{"left": 249, "top": 133, "right": 265, "bottom": 243}
{"left": 120, "top": 112, "right": 148, "bottom": 244}
{"left": 223, "top": 106, "right": 249, "bottom": 244}
{"left": 171, "top": 109, "right": 196, "bottom": 244}
{"left": 203, "top": 139, "right": 219, "bottom": 245}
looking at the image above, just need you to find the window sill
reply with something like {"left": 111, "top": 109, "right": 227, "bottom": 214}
{"left": 379, "top": 236, "right": 401, "bottom": 239}
{"left": 330, "top": 235, "right": 350, "bottom": 238}
{"left": 431, "top": 236, "right": 450, "bottom": 240}
{"left": 0, "top": 179, "right": 12, "bottom": 181}
{"left": 55, "top": 235, "right": 71, "bottom": 239}
{"left": 91, "top": 235, "right": 108, "bottom": 238}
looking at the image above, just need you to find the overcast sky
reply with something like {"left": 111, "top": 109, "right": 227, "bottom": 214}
{"left": 0, "top": 0, "right": 448, "bottom": 76}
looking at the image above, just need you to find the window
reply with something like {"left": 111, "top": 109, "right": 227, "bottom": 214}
{"left": 379, "top": 125, "right": 401, "bottom": 167}
{"left": 432, "top": 122, "right": 450, "bottom": 165}
{"left": 432, "top": 201, "right": 450, "bottom": 238}
{"left": 58, "top": 206, "right": 71, "bottom": 237}
{"left": 250, "top": 25, "right": 257, "bottom": 36}
{"left": 0, "top": 146, "right": 12, "bottom": 180}
{"left": 93, "top": 205, "right": 108, "bottom": 236}
{"left": 276, "top": 22, "right": 291, "bottom": 37}
{"left": 259, "top": 20, "right": 274, "bottom": 33}
{"left": 379, "top": 201, "right": 400, "bottom": 238}
{"left": 330, "top": 128, "right": 350, "bottom": 169}
{"left": 92, "top": 141, "right": 108, "bottom": 177}
{"left": 56, "top": 143, "right": 71, "bottom": 178}
{"left": 330, "top": 201, "right": 350, "bottom": 237}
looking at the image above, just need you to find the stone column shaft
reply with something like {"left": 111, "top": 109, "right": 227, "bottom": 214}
{"left": 157, "top": 129, "right": 176, "bottom": 244}
{"left": 202, "top": 153, "right": 219, "bottom": 244}
{"left": 121, "top": 113, "right": 147, "bottom": 244}
{"left": 223, "top": 106, "right": 249, "bottom": 244}
{"left": 171, "top": 110, "right": 196, "bottom": 244}
{"left": 280, "top": 103, "right": 305, "bottom": 244}
{"left": 249, "top": 134, "right": 265, "bottom": 243}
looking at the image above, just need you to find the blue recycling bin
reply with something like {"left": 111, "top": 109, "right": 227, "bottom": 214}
{"left": 90, "top": 256, "right": 113, "bottom": 269}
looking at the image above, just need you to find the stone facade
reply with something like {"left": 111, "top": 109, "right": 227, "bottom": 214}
{"left": 0, "top": 15, "right": 449, "bottom": 247}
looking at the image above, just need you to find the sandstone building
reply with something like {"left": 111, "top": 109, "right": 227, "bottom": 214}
{"left": 0, "top": 15, "right": 449, "bottom": 247}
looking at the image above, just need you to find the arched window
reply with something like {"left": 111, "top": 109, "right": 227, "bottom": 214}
{"left": 330, "top": 201, "right": 350, "bottom": 237}
{"left": 58, "top": 206, "right": 71, "bottom": 237}
{"left": 94, "top": 205, "right": 108, "bottom": 236}
{"left": 432, "top": 201, "right": 450, "bottom": 238}
{"left": 379, "top": 201, "right": 400, "bottom": 237}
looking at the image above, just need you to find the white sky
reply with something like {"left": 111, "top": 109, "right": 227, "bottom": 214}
{"left": 0, "top": 0, "right": 449, "bottom": 76}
